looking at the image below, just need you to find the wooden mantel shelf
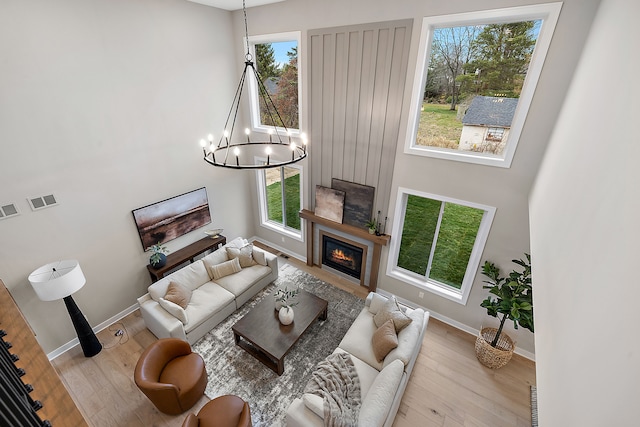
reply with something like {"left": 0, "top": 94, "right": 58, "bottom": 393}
{"left": 299, "top": 209, "right": 390, "bottom": 291}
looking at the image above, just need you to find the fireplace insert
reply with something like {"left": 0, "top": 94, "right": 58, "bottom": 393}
{"left": 322, "top": 235, "right": 364, "bottom": 279}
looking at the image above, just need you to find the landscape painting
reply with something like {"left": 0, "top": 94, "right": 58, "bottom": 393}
{"left": 331, "top": 179, "right": 375, "bottom": 228}
{"left": 132, "top": 187, "right": 211, "bottom": 250}
{"left": 315, "top": 186, "right": 345, "bottom": 223}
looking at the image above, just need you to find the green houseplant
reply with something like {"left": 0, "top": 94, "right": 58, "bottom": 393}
{"left": 365, "top": 219, "right": 377, "bottom": 234}
{"left": 476, "top": 253, "right": 533, "bottom": 368}
{"left": 148, "top": 243, "right": 169, "bottom": 268}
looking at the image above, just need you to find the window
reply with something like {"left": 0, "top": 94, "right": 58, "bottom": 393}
{"left": 387, "top": 188, "right": 495, "bottom": 304}
{"left": 405, "top": 4, "right": 561, "bottom": 167}
{"left": 248, "top": 32, "right": 301, "bottom": 134}
{"left": 257, "top": 163, "right": 303, "bottom": 239}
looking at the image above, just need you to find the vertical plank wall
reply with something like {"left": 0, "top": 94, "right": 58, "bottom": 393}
{"left": 308, "top": 20, "right": 413, "bottom": 221}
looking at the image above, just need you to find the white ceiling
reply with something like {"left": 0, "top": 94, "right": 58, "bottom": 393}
{"left": 187, "top": 0, "right": 285, "bottom": 11}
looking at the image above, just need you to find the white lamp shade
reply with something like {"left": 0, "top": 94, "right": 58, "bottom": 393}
{"left": 28, "top": 260, "right": 86, "bottom": 301}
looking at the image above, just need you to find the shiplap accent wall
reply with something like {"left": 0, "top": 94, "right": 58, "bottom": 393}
{"left": 308, "top": 20, "right": 413, "bottom": 222}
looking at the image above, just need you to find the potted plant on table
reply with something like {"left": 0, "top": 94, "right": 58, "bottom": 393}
{"left": 148, "top": 243, "right": 169, "bottom": 269}
{"left": 476, "top": 253, "right": 534, "bottom": 369}
{"left": 274, "top": 286, "right": 300, "bottom": 325}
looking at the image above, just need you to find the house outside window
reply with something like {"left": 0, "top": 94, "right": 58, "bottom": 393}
{"left": 247, "top": 32, "right": 301, "bottom": 135}
{"left": 404, "top": 4, "right": 561, "bottom": 167}
{"left": 387, "top": 188, "right": 496, "bottom": 304}
{"left": 256, "top": 163, "right": 303, "bottom": 240}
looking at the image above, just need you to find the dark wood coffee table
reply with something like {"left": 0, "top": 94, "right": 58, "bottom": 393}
{"left": 232, "top": 289, "right": 328, "bottom": 375}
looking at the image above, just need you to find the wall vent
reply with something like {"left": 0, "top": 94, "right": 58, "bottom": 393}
{"left": 28, "top": 193, "right": 58, "bottom": 211}
{"left": 0, "top": 203, "right": 20, "bottom": 220}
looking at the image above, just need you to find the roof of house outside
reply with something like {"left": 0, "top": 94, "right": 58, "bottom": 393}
{"left": 462, "top": 96, "right": 518, "bottom": 127}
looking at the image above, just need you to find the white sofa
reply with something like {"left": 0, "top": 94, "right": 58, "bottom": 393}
{"left": 137, "top": 237, "right": 278, "bottom": 345}
{"left": 286, "top": 292, "right": 429, "bottom": 427}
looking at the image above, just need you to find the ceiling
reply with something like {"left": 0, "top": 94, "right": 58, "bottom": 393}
{"left": 187, "top": 0, "right": 285, "bottom": 11}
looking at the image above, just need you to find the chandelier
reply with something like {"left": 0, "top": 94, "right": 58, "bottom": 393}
{"left": 199, "top": 0, "right": 308, "bottom": 169}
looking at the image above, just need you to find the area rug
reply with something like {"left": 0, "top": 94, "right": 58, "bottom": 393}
{"left": 531, "top": 385, "right": 538, "bottom": 427}
{"left": 192, "top": 264, "right": 365, "bottom": 426}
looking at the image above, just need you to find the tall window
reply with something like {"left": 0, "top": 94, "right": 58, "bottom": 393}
{"left": 248, "top": 32, "right": 301, "bottom": 134}
{"left": 257, "top": 164, "right": 302, "bottom": 239}
{"left": 387, "top": 188, "right": 495, "bottom": 304}
{"left": 404, "top": 4, "right": 561, "bottom": 167}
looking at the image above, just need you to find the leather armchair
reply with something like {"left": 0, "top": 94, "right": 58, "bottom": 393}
{"left": 134, "top": 338, "right": 208, "bottom": 415}
{"left": 182, "top": 395, "right": 252, "bottom": 427}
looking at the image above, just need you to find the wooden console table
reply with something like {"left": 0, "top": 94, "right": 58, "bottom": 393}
{"left": 299, "top": 209, "right": 390, "bottom": 292}
{"left": 147, "top": 235, "right": 226, "bottom": 282}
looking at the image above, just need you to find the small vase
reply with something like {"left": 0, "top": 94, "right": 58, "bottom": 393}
{"left": 278, "top": 306, "right": 294, "bottom": 325}
{"left": 150, "top": 253, "right": 167, "bottom": 269}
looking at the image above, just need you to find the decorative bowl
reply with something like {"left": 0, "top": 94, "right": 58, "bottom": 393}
{"left": 204, "top": 228, "right": 223, "bottom": 238}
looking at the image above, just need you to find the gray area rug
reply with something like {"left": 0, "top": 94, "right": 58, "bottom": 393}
{"left": 192, "top": 264, "right": 365, "bottom": 426}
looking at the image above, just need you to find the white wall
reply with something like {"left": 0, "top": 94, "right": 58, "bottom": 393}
{"left": 242, "top": 0, "right": 600, "bottom": 355}
{"left": 0, "top": 0, "right": 253, "bottom": 353}
{"left": 530, "top": 0, "right": 639, "bottom": 424}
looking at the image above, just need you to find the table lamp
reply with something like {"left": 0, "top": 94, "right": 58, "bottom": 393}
{"left": 28, "top": 260, "right": 102, "bottom": 357}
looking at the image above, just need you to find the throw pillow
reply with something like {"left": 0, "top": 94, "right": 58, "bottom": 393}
{"left": 226, "top": 244, "right": 257, "bottom": 268}
{"left": 372, "top": 319, "right": 399, "bottom": 362}
{"left": 207, "top": 257, "right": 242, "bottom": 280}
{"left": 158, "top": 298, "right": 188, "bottom": 324}
{"left": 302, "top": 393, "right": 324, "bottom": 419}
{"left": 373, "top": 296, "right": 412, "bottom": 333}
{"left": 164, "top": 281, "right": 192, "bottom": 309}
{"left": 252, "top": 248, "right": 267, "bottom": 266}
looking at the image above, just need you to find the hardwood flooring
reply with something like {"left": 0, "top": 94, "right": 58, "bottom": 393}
{"left": 51, "top": 252, "right": 535, "bottom": 427}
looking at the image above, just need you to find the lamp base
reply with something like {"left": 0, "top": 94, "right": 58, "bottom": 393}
{"left": 63, "top": 296, "right": 102, "bottom": 357}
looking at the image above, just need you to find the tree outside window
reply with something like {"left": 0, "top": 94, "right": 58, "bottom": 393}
{"left": 260, "top": 165, "right": 302, "bottom": 235}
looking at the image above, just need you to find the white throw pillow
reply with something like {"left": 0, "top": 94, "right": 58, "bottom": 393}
{"left": 158, "top": 297, "right": 188, "bottom": 324}
{"left": 207, "top": 257, "right": 242, "bottom": 280}
{"left": 226, "top": 244, "right": 257, "bottom": 268}
{"left": 358, "top": 359, "right": 404, "bottom": 426}
{"left": 302, "top": 393, "right": 324, "bottom": 419}
{"left": 252, "top": 248, "right": 267, "bottom": 266}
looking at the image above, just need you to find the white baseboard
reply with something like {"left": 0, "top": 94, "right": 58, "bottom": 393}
{"left": 375, "top": 289, "right": 536, "bottom": 362}
{"left": 47, "top": 302, "right": 140, "bottom": 361}
{"left": 249, "top": 236, "right": 306, "bottom": 263}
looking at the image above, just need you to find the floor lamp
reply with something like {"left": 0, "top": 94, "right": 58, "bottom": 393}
{"left": 28, "top": 260, "right": 102, "bottom": 357}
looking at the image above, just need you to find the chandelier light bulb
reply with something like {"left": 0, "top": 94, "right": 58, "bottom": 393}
{"left": 199, "top": 139, "right": 206, "bottom": 148}
{"left": 234, "top": 147, "right": 241, "bottom": 156}
{"left": 223, "top": 130, "right": 230, "bottom": 138}
{"left": 265, "top": 147, "right": 272, "bottom": 155}
{"left": 207, "top": 133, "right": 214, "bottom": 142}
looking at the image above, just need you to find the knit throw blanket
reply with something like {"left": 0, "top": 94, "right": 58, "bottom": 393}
{"left": 304, "top": 352, "right": 361, "bottom": 427}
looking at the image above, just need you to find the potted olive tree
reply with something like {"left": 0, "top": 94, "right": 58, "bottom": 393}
{"left": 475, "top": 253, "right": 533, "bottom": 369}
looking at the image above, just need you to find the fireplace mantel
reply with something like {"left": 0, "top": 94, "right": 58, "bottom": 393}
{"left": 299, "top": 209, "right": 390, "bottom": 291}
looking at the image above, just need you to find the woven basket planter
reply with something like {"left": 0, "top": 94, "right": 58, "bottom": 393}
{"left": 475, "top": 327, "right": 515, "bottom": 369}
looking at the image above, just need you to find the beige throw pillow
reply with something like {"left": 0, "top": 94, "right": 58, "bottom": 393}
{"left": 226, "top": 244, "right": 257, "bottom": 268}
{"left": 158, "top": 298, "right": 188, "bottom": 324}
{"left": 372, "top": 319, "right": 399, "bottom": 362}
{"left": 208, "top": 257, "right": 242, "bottom": 280}
{"left": 164, "top": 281, "right": 192, "bottom": 309}
{"left": 252, "top": 248, "right": 267, "bottom": 266}
{"left": 373, "top": 296, "right": 412, "bottom": 333}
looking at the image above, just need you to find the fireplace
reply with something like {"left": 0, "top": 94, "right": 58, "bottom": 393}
{"left": 322, "top": 234, "right": 365, "bottom": 280}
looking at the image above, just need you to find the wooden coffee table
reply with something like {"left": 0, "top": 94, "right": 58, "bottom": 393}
{"left": 232, "top": 289, "right": 328, "bottom": 375}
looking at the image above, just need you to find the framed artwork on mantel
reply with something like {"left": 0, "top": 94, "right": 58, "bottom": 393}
{"left": 331, "top": 179, "right": 375, "bottom": 229}
{"left": 314, "top": 186, "right": 345, "bottom": 223}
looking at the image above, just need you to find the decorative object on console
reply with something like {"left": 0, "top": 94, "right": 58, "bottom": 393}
{"left": 331, "top": 179, "right": 375, "bottom": 228}
{"left": 204, "top": 228, "right": 223, "bottom": 238}
{"left": 132, "top": 187, "right": 211, "bottom": 250}
{"left": 197, "top": 0, "right": 308, "bottom": 170}
{"left": 476, "top": 253, "right": 533, "bottom": 369}
{"left": 28, "top": 260, "right": 102, "bottom": 358}
{"left": 148, "top": 243, "right": 169, "bottom": 268}
{"left": 314, "top": 185, "right": 345, "bottom": 223}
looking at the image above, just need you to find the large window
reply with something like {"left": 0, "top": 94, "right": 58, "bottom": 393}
{"left": 387, "top": 188, "right": 495, "bottom": 304}
{"left": 248, "top": 32, "right": 301, "bottom": 134}
{"left": 257, "top": 164, "right": 303, "bottom": 239}
{"left": 405, "top": 4, "right": 561, "bottom": 167}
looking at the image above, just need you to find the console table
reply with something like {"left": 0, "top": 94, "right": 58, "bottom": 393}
{"left": 147, "top": 235, "right": 226, "bottom": 282}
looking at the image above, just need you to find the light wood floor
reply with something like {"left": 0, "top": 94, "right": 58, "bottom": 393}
{"left": 52, "top": 253, "right": 535, "bottom": 427}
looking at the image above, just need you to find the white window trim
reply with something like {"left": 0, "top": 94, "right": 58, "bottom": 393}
{"left": 246, "top": 31, "right": 302, "bottom": 136}
{"left": 255, "top": 158, "right": 304, "bottom": 241}
{"left": 386, "top": 187, "right": 496, "bottom": 305}
{"left": 404, "top": 3, "right": 562, "bottom": 168}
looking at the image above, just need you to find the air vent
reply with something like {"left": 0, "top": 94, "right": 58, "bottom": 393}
{"left": 28, "top": 193, "right": 58, "bottom": 211}
{"left": 0, "top": 203, "right": 20, "bottom": 220}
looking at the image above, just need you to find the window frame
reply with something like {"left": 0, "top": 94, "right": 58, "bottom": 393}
{"left": 255, "top": 159, "right": 304, "bottom": 241}
{"left": 404, "top": 3, "right": 562, "bottom": 168}
{"left": 386, "top": 187, "right": 496, "bottom": 304}
{"left": 247, "top": 31, "right": 302, "bottom": 136}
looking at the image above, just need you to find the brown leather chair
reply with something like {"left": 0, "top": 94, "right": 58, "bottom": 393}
{"left": 182, "top": 395, "right": 252, "bottom": 427}
{"left": 134, "top": 338, "right": 208, "bottom": 415}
